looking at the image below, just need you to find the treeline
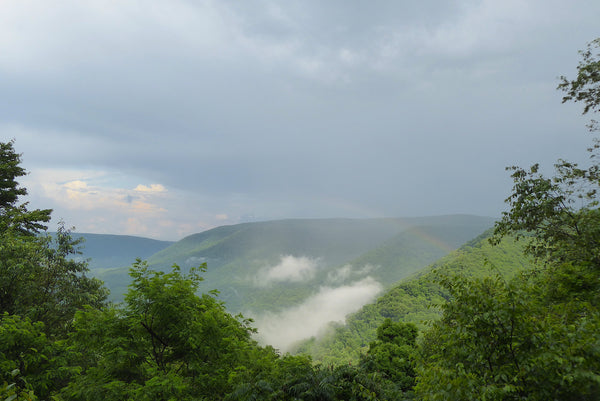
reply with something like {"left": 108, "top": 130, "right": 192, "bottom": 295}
{"left": 3, "top": 38, "right": 600, "bottom": 400}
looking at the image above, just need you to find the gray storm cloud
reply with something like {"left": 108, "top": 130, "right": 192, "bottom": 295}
{"left": 251, "top": 277, "right": 382, "bottom": 352}
{"left": 2, "top": 0, "right": 600, "bottom": 239}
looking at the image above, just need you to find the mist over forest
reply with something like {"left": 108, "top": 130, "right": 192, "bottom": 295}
{"left": 78, "top": 215, "right": 493, "bottom": 352}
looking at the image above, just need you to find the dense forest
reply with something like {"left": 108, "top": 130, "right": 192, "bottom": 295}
{"left": 2, "top": 38, "right": 600, "bottom": 400}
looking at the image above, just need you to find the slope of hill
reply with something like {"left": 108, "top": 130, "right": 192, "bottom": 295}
{"left": 60, "top": 232, "right": 174, "bottom": 270}
{"left": 91, "top": 215, "right": 495, "bottom": 350}
{"left": 295, "top": 231, "right": 535, "bottom": 365}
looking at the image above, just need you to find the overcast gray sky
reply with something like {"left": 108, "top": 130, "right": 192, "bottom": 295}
{"left": 2, "top": 0, "right": 598, "bottom": 240}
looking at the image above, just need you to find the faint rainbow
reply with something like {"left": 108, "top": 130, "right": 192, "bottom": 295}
{"left": 404, "top": 225, "right": 455, "bottom": 252}
{"left": 320, "top": 197, "right": 456, "bottom": 253}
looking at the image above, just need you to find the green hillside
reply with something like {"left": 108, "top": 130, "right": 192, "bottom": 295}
{"left": 343, "top": 223, "right": 495, "bottom": 286}
{"left": 95, "top": 216, "right": 494, "bottom": 315}
{"left": 295, "top": 231, "right": 534, "bottom": 365}
{"left": 57, "top": 232, "right": 174, "bottom": 270}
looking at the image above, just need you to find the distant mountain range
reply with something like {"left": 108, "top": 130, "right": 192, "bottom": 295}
{"left": 67, "top": 233, "right": 174, "bottom": 271}
{"left": 72, "top": 215, "right": 496, "bottom": 351}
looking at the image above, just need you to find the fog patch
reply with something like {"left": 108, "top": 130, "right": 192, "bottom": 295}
{"left": 252, "top": 277, "right": 382, "bottom": 352}
{"left": 256, "top": 255, "right": 319, "bottom": 286}
{"left": 326, "top": 264, "right": 378, "bottom": 284}
{"left": 185, "top": 256, "right": 206, "bottom": 266}
{"left": 327, "top": 265, "right": 352, "bottom": 282}
{"left": 356, "top": 264, "right": 377, "bottom": 275}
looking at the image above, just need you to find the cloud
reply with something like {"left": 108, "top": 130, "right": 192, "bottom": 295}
{"left": 134, "top": 184, "right": 167, "bottom": 193}
{"left": 327, "top": 265, "right": 353, "bottom": 282}
{"left": 326, "top": 264, "right": 379, "bottom": 284}
{"left": 48, "top": 177, "right": 167, "bottom": 214}
{"left": 63, "top": 180, "right": 88, "bottom": 190}
{"left": 251, "top": 277, "right": 383, "bottom": 352}
{"left": 21, "top": 168, "right": 177, "bottom": 237}
{"left": 4, "top": 0, "right": 600, "bottom": 242}
{"left": 256, "top": 255, "right": 319, "bottom": 286}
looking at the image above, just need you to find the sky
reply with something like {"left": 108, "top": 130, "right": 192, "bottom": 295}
{"left": 1, "top": 0, "right": 599, "bottom": 240}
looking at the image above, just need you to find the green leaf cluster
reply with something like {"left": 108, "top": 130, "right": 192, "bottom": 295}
{"left": 415, "top": 38, "right": 600, "bottom": 400}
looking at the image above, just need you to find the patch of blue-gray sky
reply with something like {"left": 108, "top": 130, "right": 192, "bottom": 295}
{"left": 1, "top": 0, "right": 598, "bottom": 239}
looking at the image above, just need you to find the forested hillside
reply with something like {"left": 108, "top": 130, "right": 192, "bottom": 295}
{"left": 296, "top": 232, "right": 534, "bottom": 365}
{"left": 94, "top": 216, "right": 494, "bottom": 314}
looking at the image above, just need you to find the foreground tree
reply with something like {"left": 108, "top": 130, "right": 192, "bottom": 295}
{"left": 0, "top": 141, "right": 107, "bottom": 337}
{"left": 0, "top": 140, "right": 51, "bottom": 234}
{"left": 0, "top": 140, "right": 108, "bottom": 398}
{"left": 416, "top": 271, "right": 600, "bottom": 400}
{"left": 63, "top": 260, "right": 283, "bottom": 401}
{"left": 416, "top": 38, "right": 600, "bottom": 400}
{"left": 360, "top": 319, "right": 418, "bottom": 394}
{"left": 558, "top": 38, "right": 600, "bottom": 116}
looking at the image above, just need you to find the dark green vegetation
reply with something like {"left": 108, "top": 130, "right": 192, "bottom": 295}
{"left": 2, "top": 38, "right": 600, "bottom": 400}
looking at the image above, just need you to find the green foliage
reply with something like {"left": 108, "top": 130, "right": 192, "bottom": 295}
{"left": 558, "top": 38, "right": 600, "bottom": 115}
{"left": 0, "top": 140, "right": 51, "bottom": 235}
{"left": 0, "top": 223, "right": 108, "bottom": 337}
{"left": 492, "top": 161, "right": 600, "bottom": 266}
{"left": 297, "top": 234, "right": 532, "bottom": 366}
{"left": 63, "top": 260, "right": 279, "bottom": 400}
{"left": 0, "top": 314, "right": 76, "bottom": 400}
{"left": 0, "top": 141, "right": 108, "bottom": 338}
{"left": 416, "top": 38, "right": 600, "bottom": 400}
{"left": 360, "top": 320, "right": 418, "bottom": 393}
{"left": 416, "top": 267, "right": 600, "bottom": 400}
{"left": 0, "top": 140, "right": 109, "bottom": 399}
{"left": 272, "top": 363, "right": 404, "bottom": 401}
{"left": 0, "top": 369, "right": 38, "bottom": 401}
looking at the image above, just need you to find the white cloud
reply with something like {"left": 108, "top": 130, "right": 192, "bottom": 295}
{"left": 134, "top": 184, "right": 167, "bottom": 193}
{"left": 326, "top": 264, "right": 378, "bottom": 284}
{"left": 20, "top": 167, "right": 176, "bottom": 237}
{"left": 327, "top": 265, "right": 353, "bottom": 282}
{"left": 257, "top": 255, "right": 319, "bottom": 286}
{"left": 252, "top": 277, "right": 383, "bottom": 352}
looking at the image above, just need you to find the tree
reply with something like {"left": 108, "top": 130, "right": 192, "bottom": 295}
{"left": 0, "top": 140, "right": 51, "bottom": 235}
{"left": 63, "top": 260, "right": 280, "bottom": 401}
{"left": 0, "top": 218, "right": 108, "bottom": 338}
{"left": 0, "top": 313, "right": 75, "bottom": 400}
{"left": 416, "top": 38, "right": 600, "bottom": 401}
{"left": 0, "top": 140, "right": 107, "bottom": 336}
{"left": 360, "top": 319, "right": 418, "bottom": 393}
{"left": 0, "top": 141, "right": 108, "bottom": 399}
{"left": 558, "top": 38, "right": 600, "bottom": 116}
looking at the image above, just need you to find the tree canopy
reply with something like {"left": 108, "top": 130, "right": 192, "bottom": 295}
{"left": 416, "top": 38, "right": 600, "bottom": 400}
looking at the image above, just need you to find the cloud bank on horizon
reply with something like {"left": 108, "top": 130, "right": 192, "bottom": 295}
{"left": 1, "top": 0, "right": 598, "bottom": 240}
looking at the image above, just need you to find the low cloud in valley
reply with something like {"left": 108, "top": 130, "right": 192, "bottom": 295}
{"left": 252, "top": 277, "right": 383, "bottom": 352}
{"left": 256, "top": 255, "right": 320, "bottom": 286}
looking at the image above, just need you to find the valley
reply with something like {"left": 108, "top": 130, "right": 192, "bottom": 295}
{"left": 75, "top": 214, "right": 495, "bottom": 352}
